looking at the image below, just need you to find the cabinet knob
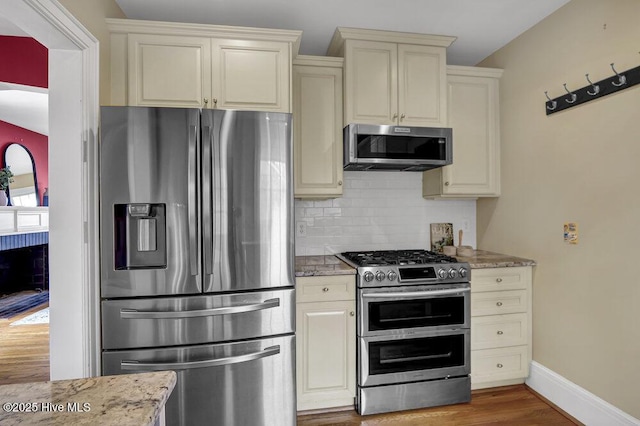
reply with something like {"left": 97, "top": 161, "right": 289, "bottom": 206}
{"left": 496, "top": 278, "right": 503, "bottom": 283}
{"left": 338, "top": 180, "right": 343, "bottom": 186}
{"left": 497, "top": 330, "right": 504, "bottom": 335}
{"left": 444, "top": 181, "right": 450, "bottom": 186}
{"left": 203, "top": 98, "right": 209, "bottom": 105}
{"left": 322, "top": 287, "right": 329, "bottom": 292}
{"left": 497, "top": 363, "right": 503, "bottom": 368}
{"left": 213, "top": 98, "right": 218, "bottom": 108}
{"left": 350, "top": 311, "right": 355, "bottom": 317}
{"left": 400, "top": 113, "right": 405, "bottom": 121}
{"left": 496, "top": 301, "right": 503, "bottom": 307}
{"left": 392, "top": 113, "right": 398, "bottom": 120}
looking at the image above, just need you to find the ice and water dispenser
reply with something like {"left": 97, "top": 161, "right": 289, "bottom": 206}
{"left": 114, "top": 203, "right": 167, "bottom": 270}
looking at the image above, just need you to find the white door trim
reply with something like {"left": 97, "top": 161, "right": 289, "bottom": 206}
{"left": 1, "top": 0, "right": 100, "bottom": 378}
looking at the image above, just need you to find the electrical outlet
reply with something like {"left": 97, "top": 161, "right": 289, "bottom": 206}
{"left": 463, "top": 220, "right": 469, "bottom": 231}
{"left": 297, "top": 222, "right": 307, "bottom": 237}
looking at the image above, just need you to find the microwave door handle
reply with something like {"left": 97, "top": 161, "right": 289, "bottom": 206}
{"left": 362, "top": 288, "right": 470, "bottom": 298}
{"left": 120, "top": 345, "right": 280, "bottom": 371}
{"left": 120, "top": 298, "right": 280, "bottom": 319}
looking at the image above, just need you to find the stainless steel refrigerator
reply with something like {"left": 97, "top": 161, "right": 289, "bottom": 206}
{"left": 99, "top": 107, "right": 295, "bottom": 426}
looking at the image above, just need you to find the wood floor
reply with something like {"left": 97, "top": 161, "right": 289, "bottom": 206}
{"left": 297, "top": 386, "right": 581, "bottom": 426}
{"left": 0, "top": 301, "right": 50, "bottom": 385}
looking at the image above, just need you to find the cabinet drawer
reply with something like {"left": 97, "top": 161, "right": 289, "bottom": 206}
{"left": 471, "top": 345, "right": 529, "bottom": 384}
{"left": 471, "top": 267, "right": 530, "bottom": 292}
{"left": 296, "top": 275, "right": 355, "bottom": 303}
{"left": 471, "top": 290, "right": 527, "bottom": 317}
{"left": 471, "top": 313, "right": 527, "bottom": 350}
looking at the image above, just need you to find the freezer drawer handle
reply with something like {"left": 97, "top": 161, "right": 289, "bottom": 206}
{"left": 120, "top": 298, "right": 280, "bottom": 319}
{"left": 362, "top": 288, "right": 470, "bottom": 299}
{"left": 120, "top": 345, "right": 281, "bottom": 371}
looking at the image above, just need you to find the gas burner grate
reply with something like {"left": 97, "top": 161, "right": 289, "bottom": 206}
{"left": 341, "top": 249, "right": 458, "bottom": 267}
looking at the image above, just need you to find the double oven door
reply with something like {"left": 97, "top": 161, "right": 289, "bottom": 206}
{"left": 358, "top": 284, "right": 470, "bottom": 387}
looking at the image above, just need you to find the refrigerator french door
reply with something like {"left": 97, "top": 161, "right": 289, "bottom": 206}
{"left": 99, "top": 107, "right": 295, "bottom": 426}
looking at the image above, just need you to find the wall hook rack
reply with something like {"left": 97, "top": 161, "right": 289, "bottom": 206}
{"left": 545, "top": 62, "right": 640, "bottom": 115}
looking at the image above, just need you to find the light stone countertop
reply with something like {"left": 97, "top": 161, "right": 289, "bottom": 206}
{"left": 0, "top": 371, "right": 176, "bottom": 426}
{"left": 295, "top": 255, "right": 356, "bottom": 277}
{"left": 454, "top": 249, "right": 536, "bottom": 269}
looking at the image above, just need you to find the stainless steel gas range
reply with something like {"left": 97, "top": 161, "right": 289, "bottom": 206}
{"left": 337, "top": 250, "right": 472, "bottom": 415}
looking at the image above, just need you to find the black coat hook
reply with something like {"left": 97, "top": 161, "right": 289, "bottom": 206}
{"left": 610, "top": 63, "right": 627, "bottom": 87}
{"left": 544, "top": 91, "right": 557, "bottom": 111}
{"left": 545, "top": 62, "right": 640, "bottom": 115}
{"left": 585, "top": 74, "right": 600, "bottom": 95}
{"left": 563, "top": 84, "right": 577, "bottom": 103}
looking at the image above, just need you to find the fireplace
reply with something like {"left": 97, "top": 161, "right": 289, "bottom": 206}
{"left": 0, "top": 232, "right": 49, "bottom": 296}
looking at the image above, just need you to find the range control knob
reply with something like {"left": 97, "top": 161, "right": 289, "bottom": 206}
{"left": 437, "top": 268, "right": 447, "bottom": 279}
{"left": 387, "top": 271, "right": 398, "bottom": 281}
{"left": 448, "top": 268, "right": 458, "bottom": 279}
{"left": 459, "top": 267, "right": 468, "bottom": 278}
{"left": 363, "top": 271, "right": 374, "bottom": 282}
{"left": 375, "top": 271, "right": 386, "bottom": 281}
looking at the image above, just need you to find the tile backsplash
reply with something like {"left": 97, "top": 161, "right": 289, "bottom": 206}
{"left": 294, "top": 171, "right": 476, "bottom": 256}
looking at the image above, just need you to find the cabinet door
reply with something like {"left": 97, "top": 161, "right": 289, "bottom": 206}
{"left": 344, "top": 40, "right": 397, "bottom": 125}
{"left": 293, "top": 64, "right": 343, "bottom": 198}
{"left": 442, "top": 74, "right": 500, "bottom": 195}
{"left": 212, "top": 39, "right": 290, "bottom": 112}
{"left": 296, "top": 300, "right": 356, "bottom": 410}
{"left": 128, "top": 34, "right": 211, "bottom": 107}
{"left": 423, "top": 68, "right": 501, "bottom": 198}
{"left": 398, "top": 44, "right": 447, "bottom": 126}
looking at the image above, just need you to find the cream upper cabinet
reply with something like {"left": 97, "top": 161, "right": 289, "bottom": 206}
{"left": 423, "top": 66, "right": 503, "bottom": 198}
{"left": 296, "top": 275, "right": 356, "bottom": 411}
{"left": 470, "top": 266, "right": 532, "bottom": 390}
{"left": 127, "top": 34, "right": 212, "bottom": 108}
{"left": 328, "top": 28, "right": 455, "bottom": 127}
{"left": 343, "top": 40, "right": 397, "bottom": 125}
{"left": 107, "top": 19, "right": 301, "bottom": 112}
{"left": 212, "top": 39, "right": 290, "bottom": 112}
{"left": 293, "top": 56, "right": 344, "bottom": 199}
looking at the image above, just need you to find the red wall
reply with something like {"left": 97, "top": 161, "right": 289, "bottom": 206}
{"left": 0, "top": 36, "right": 47, "bottom": 88}
{"left": 0, "top": 36, "right": 48, "bottom": 205}
{"left": 0, "top": 121, "right": 48, "bottom": 205}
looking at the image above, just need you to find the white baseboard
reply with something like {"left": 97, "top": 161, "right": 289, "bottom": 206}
{"left": 526, "top": 361, "right": 640, "bottom": 425}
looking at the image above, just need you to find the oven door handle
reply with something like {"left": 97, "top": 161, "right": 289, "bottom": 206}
{"left": 362, "top": 288, "right": 470, "bottom": 298}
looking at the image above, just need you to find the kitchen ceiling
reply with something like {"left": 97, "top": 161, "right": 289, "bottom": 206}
{"left": 115, "top": 0, "right": 570, "bottom": 66}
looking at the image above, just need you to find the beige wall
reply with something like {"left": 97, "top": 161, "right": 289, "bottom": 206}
{"left": 58, "top": 0, "right": 125, "bottom": 104}
{"left": 477, "top": 0, "right": 640, "bottom": 418}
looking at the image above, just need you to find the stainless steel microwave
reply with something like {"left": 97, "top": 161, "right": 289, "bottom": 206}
{"left": 343, "top": 123, "right": 452, "bottom": 171}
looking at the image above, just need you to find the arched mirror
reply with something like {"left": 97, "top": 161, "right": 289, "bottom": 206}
{"left": 3, "top": 143, "right": 38, "bottom": 207}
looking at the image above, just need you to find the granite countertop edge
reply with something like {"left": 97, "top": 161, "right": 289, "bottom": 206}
{"left": 0, "top": 371, "right": 177, "bottom": 426}
{"left": 295, "top": 250, "right": 536, "bottom": 276}
{"left": 454, "top": 249, "right": 537, "bottom": 269}
{"left": 295, "top": 255, "right": 356, "bottom": 277}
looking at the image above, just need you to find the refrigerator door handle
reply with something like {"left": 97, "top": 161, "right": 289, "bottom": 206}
{"left": 202, "top": 125, "right": 213, "bottom": 276}
{"left": 188, "top": 124, "right": 199, "bottom": 276}
{"left": 120, "top": 345, "right": 281, "bottom": 371}
{"left": 120, "top": 297, "right": 281, "bottom": 319}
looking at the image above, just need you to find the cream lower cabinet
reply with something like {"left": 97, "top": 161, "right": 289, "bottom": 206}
{"left": 108, "top": 19, "right": 301, "bottom": 111}
{"left": 327, "top": 28, "right": 454, "bottom": 127}
{"left": 296, "top": 275, "right": 356, "bottom": 411}
{"left": 423, "top": 66, "right": 503, "bottom": 198}
{"left": 293, "top": 56, "right": 344, "bottom": 199}
{"left": 470, "top": 266, "right": 532, "bottom": 390}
